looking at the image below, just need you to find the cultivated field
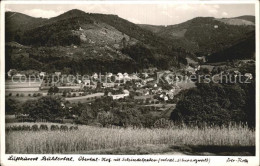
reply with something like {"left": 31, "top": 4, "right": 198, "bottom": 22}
{"left": 6, "top": 123, "right": 255, "bottom": 154}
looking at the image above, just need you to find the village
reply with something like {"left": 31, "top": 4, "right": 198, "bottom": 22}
{"left": 6, "top": 58, "right": 254, "bottom": 112}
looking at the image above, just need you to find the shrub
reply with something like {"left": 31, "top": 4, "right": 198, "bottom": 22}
{"left": 69, "top": 126, "right": 79, "bottom": 130}
{"left": 20, "top": 94, "right": 25, "bottom": 97}
{"left": 16, "top": 125, "right": 22, "bottom": 131}
{"left": 72, "top": 93, "right": 76, "bottom": 97}
{"left": 32, "top": 124, "right": 39, "bottom": 131}
{"left": 60, "top": 125, "right": 69, "bottom": 131}
{"left": 40, "top": 124, "right": 48, "bottom": 131}
{"left": 21, "top": 125, "right": 31, "bottom": 131}
{"left": 50, "top": 125, "right": 59, "bottom": 131}
{"left": 28, "top": 94, "right": 31, "bottom": 97}
{"left": 5, "top": 126, "right": 11, "bottom": 132}
{"left": 33, "top": 93, "right": 37, "bottom": 97}
{"left": 154, "top": 118, "right": 174, "bottom": 129}
{"left": 8, "top": 93, "right": 12, "bottom": 97}
{"left": 16, "top": 93, "right": 20, "bottom": 97}
{"left": 37, "top": 93, "right": 42, "bottom": 97}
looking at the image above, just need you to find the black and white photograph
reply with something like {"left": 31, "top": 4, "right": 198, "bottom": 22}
{"left": 0, "top": 1, "right": 259, "bottom": 166}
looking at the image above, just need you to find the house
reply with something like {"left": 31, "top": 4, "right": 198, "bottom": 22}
{"left": 164, "top": 96, "right": 169, "bottom": 101}
{"left": 144, "top": 89, "right": 150, "bottom": 96}
{"left": 186, "top": 66, "right": 196, "bottom": 74}
{"left": 111, "top": 89, "right": 130, "bottom": 100}
{"left": 82, "top": 80, "right": 96, "bottom": 88}
{"left": 145, "top": 77, "right": 154, "bottom": 82}
{"left": 129, "top": 73, "right": 140, "bottom": 80}
{"left": 13, "top": 73, "right": 25, "bottom": 77}
{"left": 142, "top": 72, "right": 149, "bottom": 78}
{"left": 83, "top": 79, "right": 91, "bottom": 86}
{"left": 92, "top": 73, "right": 98, "bottom": 79}
{"left": 102, "top": 82, "right": 115, "bottom": 88}
{"left": 111, "top": 93, "right": 129, "bottom": 100}
{"left": 39, "top": 72, "right": 46, "bottom": 77}
{"left": 195, "top": 65, "right": 201, "bottom": 71}
{"left": 197, "top": 56, "right": 206, "bottom": 63}
{"left": 55, "top": 72, "right": 61, "bottom": 76}
{"left": 143, "top": 67, "right": 157, "bottom": 74}
{"left": 117, "top": 73, "right": 124, "bottom": 80}
{"left": 244, "top": 73, "right": 253, "bottom": 80}
{"left": 7, "top": 69, "right": 16, "bottom": 77}
{"left": 106, "top": 72, "right": 113, "bottom": 78}
{"left": 123, "top": 89, "right": 130, "bottom": 95}
{"left": 123, "top": 72, "right": 131, "bottom": 80}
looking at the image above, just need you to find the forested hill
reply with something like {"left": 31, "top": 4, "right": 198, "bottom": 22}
{"left": 5, "top": 10, "right": 255, "bottom": 74}
{"left": 5, "top": 9, "right": 191, "bottom": 74}
{"left": 139, "top": 16, "right": 255, "bottom": 58}
{"left": 207, "top": 31, "right": 255, "bottom": 62}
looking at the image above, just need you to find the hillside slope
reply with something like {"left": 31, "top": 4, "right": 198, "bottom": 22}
{"left": 207, "top": 31, "right": 255, "bottom": 62}
{"left": 5, "top": 9, "right": 190, "bottom": 74}
{"left": 139, "top": 16, "right": 255, "bottom": 57}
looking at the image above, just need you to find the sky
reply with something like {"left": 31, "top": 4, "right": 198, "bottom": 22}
{"left": 5, "top": 4, "right": 255, "bottom": 25}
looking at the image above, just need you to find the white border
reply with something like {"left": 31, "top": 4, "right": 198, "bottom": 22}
{"left": 0, "top": 1, "right": 259, "bottom": 166}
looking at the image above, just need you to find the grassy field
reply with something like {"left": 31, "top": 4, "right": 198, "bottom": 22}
{"left": 6, "top": 123, "right": 255, "bottom": 154}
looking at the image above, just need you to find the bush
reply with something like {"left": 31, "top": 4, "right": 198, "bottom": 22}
{"left": 20, "top": 93, "right": 25, "bottom": 97}
{"left": 8, "top": 93, "right": 12, "bottom": 97}
{"left": 33, "top": 93, "right": 37, "bottom": 97}
{"left": 40, "top": 124, "right": 48, "bottom": 131}
{"left": 60, "top": 125, "right": 68, "bottom": 131}
{"left": 16, "top": 93, "right": 20, "bottom": 97}
{"left": 21, "top": 125, "right": 31, "bottom": 131}
{"left": 37, "top": 93, "right": 42, "bottom": 97}
{"left": 32, "top": 124, "right": 39, "bottom": 131}
{"left": 154, "top": 118, "right": 174, "bottom": 129}
{"left": 28, "top": 94, "right": 31, "bottom": 97}
{"left": 72, "top": 93, "right": 76, "bottom": 97}
{"left": 50, "top": 125, "right": 59, "bottom": 131}
{"left": 69, "top": 126, "right": 79, "bottom": 130}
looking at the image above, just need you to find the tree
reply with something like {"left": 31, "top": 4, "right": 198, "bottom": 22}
{"left": 6, "top": 99, "right": 21, "bottom": 115}
{"left": 23, "top": 96, "right": 64, "bottom": 121}
{"left": 77, "top": 105, "right": 95, "bottom": 125}
{"left": 48, "top": 86, "right": 59, "bottom": 94}
{"left": 97, "top": 111, "right": 114, "bottom": 127}
{"left": 170, "top": 83, "right": 252, "bottom": 126}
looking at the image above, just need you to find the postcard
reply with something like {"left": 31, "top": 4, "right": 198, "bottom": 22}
{"left": 0, "top": 0, "right": 259, "bottom": 165}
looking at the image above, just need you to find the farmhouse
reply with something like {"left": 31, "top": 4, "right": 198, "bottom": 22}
{"left": 111, "top": 89, "right": 130, "bottom": 100}
{"left": 111, "top": 93, "right": 129, "bottom": 100}
{"left": 39, "top": 72, "right": 46, "bottom": 77}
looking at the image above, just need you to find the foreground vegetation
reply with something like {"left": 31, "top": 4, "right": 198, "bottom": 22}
{"left": 6, "top": 123, "right": 255, "bottom": 154}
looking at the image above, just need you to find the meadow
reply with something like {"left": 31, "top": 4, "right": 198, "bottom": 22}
{"left": 6, "top": 123, "right": 255, "bottom": 155}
